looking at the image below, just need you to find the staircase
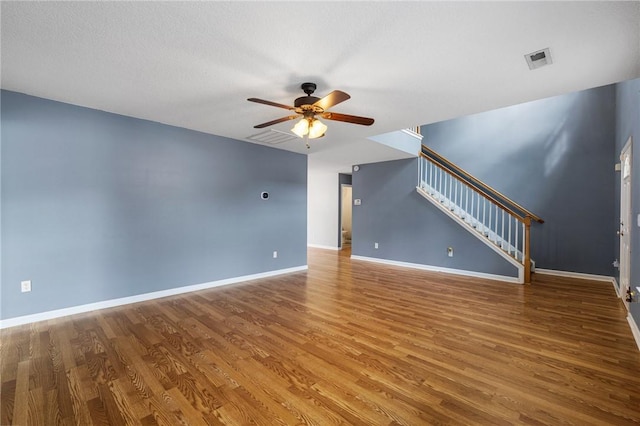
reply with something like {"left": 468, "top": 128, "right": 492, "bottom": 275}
{"left": 417, "top": 145, "right": 543, "bottom": 283}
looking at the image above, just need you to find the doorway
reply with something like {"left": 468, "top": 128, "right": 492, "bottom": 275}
{"left": 341, "top": 184, "right": 352, "bottom": 248}
{"left": 619, "top": 137, "right": 632, "bottom": 306}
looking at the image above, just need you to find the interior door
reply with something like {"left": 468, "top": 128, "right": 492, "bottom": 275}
{"left": 620, "top": 138, "right": 632, "bottom": 305}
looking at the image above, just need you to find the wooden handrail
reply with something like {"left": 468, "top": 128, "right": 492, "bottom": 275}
{"left": 420, "top": 145, "right": 544, "bottom": 224}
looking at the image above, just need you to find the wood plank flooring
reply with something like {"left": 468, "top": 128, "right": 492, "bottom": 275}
{"left": 2, "top": 247, "right": 640, "bottom": 425}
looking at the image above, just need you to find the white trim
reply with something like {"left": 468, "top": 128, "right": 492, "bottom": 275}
{"left": 535, "top": 268, "right": 616, "bottom": 285}
{"left": 400, "top": 128, "right": 424, "bottom": 141}
{"left": 613, "top": 277, "right": 621, "bottom": 298}
{"left": 627, "top": 313, "right": 640, "bottom": 351}
{"left": 0, "top": 265, "right": 308, "bottom": 329}
{"left": 416, "top": 186, "right": 524, "bottom": 283}
{"left": 351, "top": 255, "right": 522, "bottom": 284}
{"left": 619, "top": 137, "right": 633, "bottom": 307}
{"left": 307, "top": 244, "right": 339, "bottom": 251}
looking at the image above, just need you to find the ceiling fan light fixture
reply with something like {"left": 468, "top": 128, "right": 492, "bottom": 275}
{"left": 250, "top": 82, "right": 374, "bottom": 143}
{"left": 308, "top": 118, "right": 327, "bottom": 139}
{"left": 291, "top": 118, "right": 310, "bottom": 137}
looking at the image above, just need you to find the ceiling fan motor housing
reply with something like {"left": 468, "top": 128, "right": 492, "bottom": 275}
{"left": 295, "top": 82, "right": 321, "bottom": 108}
{"left": 294, "top": 96, "right": 321, "bottom": 108}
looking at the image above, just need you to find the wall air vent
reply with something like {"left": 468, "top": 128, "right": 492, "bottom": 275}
{"left": 525, "top": 48, "right": 552, "bottom": 70}
{"left": 246, "top": 129, "right": 299, "bottom": 145}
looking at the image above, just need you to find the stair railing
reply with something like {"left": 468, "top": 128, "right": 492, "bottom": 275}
{"left": 419, "top": 145, "right": 543, "bottom": 283}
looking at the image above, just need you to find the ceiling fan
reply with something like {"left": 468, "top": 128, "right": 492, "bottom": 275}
{"left": 247, "top": 82, "right": 374, "bottom": 142}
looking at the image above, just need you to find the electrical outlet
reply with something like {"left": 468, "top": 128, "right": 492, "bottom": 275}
{"left": 21, "top": 280, "right": 31, "bottom": 293}
{"left": 273, "top": 251, "right": 278, "bottom": 258}
{"left": 374, "top": 242, "right": 379, "bottom": 249}
{"left": 447, "top": 247, "right": 454, "bottom": 257}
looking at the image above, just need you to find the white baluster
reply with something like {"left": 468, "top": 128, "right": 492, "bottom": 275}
{"left": 465, "top": 186, "right": 469, "bottom": 221}
{"left": 476, "top": 191, "right": 480, "bottom": 228}
{"left": 444, "top": 170, "right": 448, "bottom": 203}
{"left": 501, "top": 209, "right": 505, "bottom": 249}
{"left": 482, "top": 198, "right": 486, "bottom": 236}
{"left": 448, "top": 172, "right": 452, "bottom": 207}
{"left": 424, "top": 159, "right": 428, "bottom": 191}
{"left": 448, "top": 172, "right": 453, "bottom": 207}
{"left": 508, "top": 214, "right": 512, "bottom": 255}
{"left": 487, "top": 201, "right": 496, "bottom": 242}
{"left": 470, "top": 189, "right": 475, "bottom": 227}
{"left": 429, "top": 162, "right": 434, "bottom": 194}
{"left": 513, "top": 220, "right": 520, "bottom": 260}
{"left": 522, "top": 222, "right": 526, "bottom": 265}
{"left": 424, "top": 159, "right": 428, "bottom": 187}
{"left": 494, "top": 205, "right": 498, "bottom": 244}
{"left": 492, "top": 205, "right": 496, "bottom": 244}
{"left": 454, "top": 179, "right": 458, "bottom": 213}
{"left": 443, "top": 170, "right": 447, "bottom": 203}
{"left": 443, "top": 170, "right": 448, "bottom": 203}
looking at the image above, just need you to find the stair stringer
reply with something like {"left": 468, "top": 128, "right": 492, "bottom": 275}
{"left": 416, "top": 186, "right": 524, "bottom": 284}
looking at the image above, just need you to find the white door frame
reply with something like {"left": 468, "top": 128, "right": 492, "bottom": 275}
{"left": 620, "top": 137, "right": 632, "bottom": 306}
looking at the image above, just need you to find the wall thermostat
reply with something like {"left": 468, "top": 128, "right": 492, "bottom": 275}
{"left": 353, "top": 165, "right": 360, "bottom": 171}
{"left": 261, "top": 191, "right": 269, "bottom": 200}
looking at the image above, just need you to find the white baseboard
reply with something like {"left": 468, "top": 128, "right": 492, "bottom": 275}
{"left": 307, "top": 244, "right": 339, "bottom": 251}
{"left": 627, "top": 314, "right": 640, "bottom": 351}
{"left": 350, "top": 255, "right": 522, "bottom": 284}
{"left": 612, "top": 277, "right": 621, "bottom": 297}
{"left": 535, "top": 268, "right": 616, "bottom": 285}
{"left": 0, "top": 265, "right": 308, "bottom": 329}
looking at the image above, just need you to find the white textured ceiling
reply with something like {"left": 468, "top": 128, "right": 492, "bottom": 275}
{"left": 2, "top": 1, "right": 639, "bottom": 172}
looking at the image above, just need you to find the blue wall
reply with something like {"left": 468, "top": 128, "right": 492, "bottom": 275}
{"left": 422, "top": 85, "right": 617, "bottom": 276}
{"left": 352, "top": 158, "right": 519, "bottom": 279}
{"left": 1, "top": 90, "right": 307, "bottom": 320}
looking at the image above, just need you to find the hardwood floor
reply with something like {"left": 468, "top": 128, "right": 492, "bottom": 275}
{"left": 2, "top": 247, "right": 640, "bottom": 425}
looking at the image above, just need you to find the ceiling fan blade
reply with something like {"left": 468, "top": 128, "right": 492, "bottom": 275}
{"left": 253, "top": 115, "right": 298, "bottom": 129}
{"left": 247, "top": 98, "right": 294, "bottom": 110}
{"left": 313, "top": 90, "right": 351, "bottom": 111}
{"left": 321, "top": 111, "right": 374, "bottom": 126}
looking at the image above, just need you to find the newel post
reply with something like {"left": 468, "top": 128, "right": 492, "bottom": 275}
{"left": 523, "top": 216, "right": 532, "bottom": 284}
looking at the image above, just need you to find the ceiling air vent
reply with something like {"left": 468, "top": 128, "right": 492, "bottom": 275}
{"left": 246, "top": 129, "right": 300, "bottom": 145}
{"left": 525, "top": 48, "right": 552, "bottom": 70}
